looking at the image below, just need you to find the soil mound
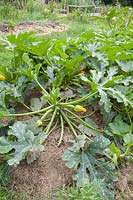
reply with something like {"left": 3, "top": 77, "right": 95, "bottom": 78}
{"left": 0, "top": 21, "right": 68, "bottom": 35}
{"left": 10, "top": 129, "right": 73, "bottom": 199}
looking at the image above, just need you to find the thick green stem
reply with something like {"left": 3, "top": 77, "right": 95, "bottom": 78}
{"left": 64, "top": 108, "right": 104, "bottom": 133}
{"left": 69, "top": 118, "right": 82, "bottom": 133}
{"left": 47, "top": 119, "right": 58, "bottom": 136}
{"left": 125, "top": 107, "right": 133, "bottom": 134}
{"left": 59, "top": 91, "right": 98, "bottom": 106}
{"left": 68, "top": 110, "right": 96, "bottom": 119}
{"left": 80, "top": 110, "right": 96, "bottom": 118}
{"left": 13, "top": 48, "right": 16, "bottom": 68}
{"left": 60, "top": 110, "right": 77, "bottom": 137}
{"left": 34, "top": 75, "right": 49, "bottom": 95}
{"left": 58, "top": 114, "right": 64, "bottom": 146}
{"left": 41, "top": 109, "right": 53, "bottom": 121}
{"left": 68, "top": 118, "right": 93, "bottom": 142}
{"left": 6, "top": 105, "right": 54, "bottom": 117}
{"left": 120, "top": 146, "right": 130, "bottom": 158}
{"left": 45, "top": 108, "right": 58, "bottom": 134}
{"left": 21, "top": 102, "right": 31, "bottom": 111}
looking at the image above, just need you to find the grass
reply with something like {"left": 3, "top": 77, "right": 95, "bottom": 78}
{"left": 0, "top": 0, "right": 59, "bottom": 23}
{"left": 0, "top": 187, "right": 27, "bottom": 200}
{"left": 0, "top": 183, "right": 103, "bottom": 200}
{"left": 50, "top": 16, "right": 107, "bottom": 39}
{"left": 45, "top": 182, "right": 103, "bottom": 200}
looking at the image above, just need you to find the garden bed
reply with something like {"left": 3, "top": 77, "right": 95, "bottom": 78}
{"left": 0, "top": 21, "right": 68, "bottom": 35}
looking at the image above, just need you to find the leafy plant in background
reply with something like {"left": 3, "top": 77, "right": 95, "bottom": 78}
{"left": 68, "top": 9, "right": 91, "bottom": 22}
{"left": 105, "top": 6, "right": 133, "bottom": 30}
{"left": 0, "top": 1, "right": 19, "bottom": 20}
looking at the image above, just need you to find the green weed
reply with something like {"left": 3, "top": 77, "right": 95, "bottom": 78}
{"left": 51, "top": 182, "right": 103, "bottom": 200}
{"left": 0, "top": 187, "right": 27, "bottom": 200}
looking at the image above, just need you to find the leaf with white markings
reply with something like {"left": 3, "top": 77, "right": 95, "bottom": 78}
{"left": 0, "top": 122, "right": 47, "bottom": 166}
{"left": 116, "top": 60, "right": 133, "bottom": 72}
{"left": 63, "top": 135, "right": 115, "bottom": 200}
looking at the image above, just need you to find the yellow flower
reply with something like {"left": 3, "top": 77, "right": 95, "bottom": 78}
{"left": 74, "top": 105, "right": 86, "bottom": 112}
{"left": 36, "top": 120, "right": 43, "bottom": 127}
{"left": 0, "top": 74, "right": 5, "bottom": 81}
{"left": 79, "top": 70, "right": 85, "bottom": 76}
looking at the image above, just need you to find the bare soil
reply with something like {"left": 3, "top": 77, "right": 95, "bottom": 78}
{"left": 0, "top": 21, "right": 68, "bottom": 36}
{"left": 10, "top": 128, "right": 74, "bottom": 199}
{"left": 115, "top": 164, "right": 133, "bottom": 200}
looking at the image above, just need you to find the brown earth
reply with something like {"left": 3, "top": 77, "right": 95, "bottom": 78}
{"left": 115, "top": 164, "right": 133, "bottom": 200}
{"left": 10, "top": 128, "right": 74, "bottom": 200}
{"left": 0, "top": 21, "right": 68, "bottom": 36}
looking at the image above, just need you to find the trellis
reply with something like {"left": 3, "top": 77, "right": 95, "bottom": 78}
{"left": 67, "top": 0, "right": 102, "bottom": 14}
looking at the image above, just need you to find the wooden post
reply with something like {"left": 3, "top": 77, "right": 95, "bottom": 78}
{"left": 64, "top": 0, "right": 67, "bottom": 10}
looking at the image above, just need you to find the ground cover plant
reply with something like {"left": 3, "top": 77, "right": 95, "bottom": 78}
{"left": 0, "top": 186, "right": 27, "bottom": 200}
{"left": 0, "top": 0, "right": 59, "bottom": 22}
{"left": 53, "top": 182, "right": 103, "bottom": 200}
{"left": 0, "top": 6, "right": 133, "bottom": 200}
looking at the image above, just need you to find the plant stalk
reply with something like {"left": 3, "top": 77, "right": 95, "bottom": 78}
{"left": 125, "top": 107, "right": 133, "bottom": 134}
{"left": 41, "top": 109, "right": 53, "bottom": 121}
{"left": 45, "top": 108, "right": 58, "bottom": 134}
{"left": 58, "top": 114, "right": 64, "bottom": 146}
{"left": 60, "top": 110, "right": 77, "bottom": 137}
{"left": 47, "top": 119, "right": 58, "bottom": 136}
{"left": 34, "top": 75, "right": 49, "bottom": 95}
{"left": 6, "top": 105, "right": 54, "bottom": 117}
{"left": 59, "top": 91, "right": 98, "bottom": 106}
{"left": 64, "top": 108, "right": 104, "bottom": 133}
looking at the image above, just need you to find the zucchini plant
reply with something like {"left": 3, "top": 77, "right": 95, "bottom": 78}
{"left": 0, "top": 8, "right": 132, "bottom": 199}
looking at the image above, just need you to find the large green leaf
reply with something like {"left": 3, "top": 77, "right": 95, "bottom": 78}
{"left": 78, "top": 118, "right": 99, "bottom": 136}
{"left": 107, "top": 143, "right": 121, "bottom": 165}
{"left": 116, "top": 60, "right": 133, "bottom": 72}
{"left": 62, "top": 135, "right": 115, "bottom": 200}
{"left": 30, "top": 98, "right": 44, "bottom": 112}
{"left": 0, "top": 136, "right": 13, "bottom": 154}
{"left": 108, "top": 116, "right": 131, "bottom": 136}
{"left": 63, "top": 135, "right": 86, "bottom": 169}
{"left": 106, "top": 87, "right": 133, "bottom": 108}
{"left": 6, "top": 32, "right": 50, "bottom": 56}
{"left": 0, "top": 122, "right": 47, "bottom": 166}
{"left": 124, "top": 133, "right": 133, "bottom": 147}
{"left": 98, "top": 87, "right": 112, "bottom": 112}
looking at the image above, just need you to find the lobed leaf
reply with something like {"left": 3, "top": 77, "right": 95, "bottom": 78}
{"left": 0, "top": 122, "right": 47, "bottom": 166}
